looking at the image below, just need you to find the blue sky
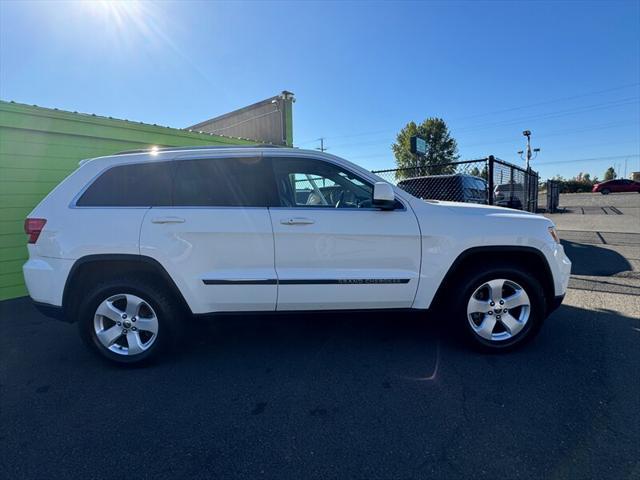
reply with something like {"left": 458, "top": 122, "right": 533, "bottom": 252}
{"left": 1, "top": 0, "right": 638, "bottom": 180}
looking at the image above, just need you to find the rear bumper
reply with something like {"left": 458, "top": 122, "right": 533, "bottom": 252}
{"left": 23, "top": 256, "right": 74, "bottom": 306}
{"left": 32, "top": 300, "right": 69, "bottom": 322}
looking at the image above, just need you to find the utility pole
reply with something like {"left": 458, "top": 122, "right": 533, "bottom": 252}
{"left": 624, "top": 158, "right": 628, "bottom": 178}
{"left": 316, "top": 137, "right": 327, "bottom": 152}
{"left": 518, "top": 130, "right": 540, "bottom": 170}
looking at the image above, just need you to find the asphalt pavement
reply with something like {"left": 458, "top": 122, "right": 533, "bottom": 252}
{"left": 2, "top": 193, "right": 639, "bottom": 480}
{"left": 2, "top": 296, "right": 638, "bottom": 480}
{"left": 544, "top": 191, "right": 640, "bottom": 234}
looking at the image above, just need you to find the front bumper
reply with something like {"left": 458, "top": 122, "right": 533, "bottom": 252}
{"left": 548, "top": 294, "right": 566, "bottom": 314}
{"left": 551, "top": 243, "right": 572, "bottom": 296}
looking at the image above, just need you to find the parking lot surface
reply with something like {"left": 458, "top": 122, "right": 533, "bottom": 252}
{"left": 545, "top": 191, "right": 640, "bottom": 234}
{"left": 2, "top": 193, "right": 639, "bottom": 480}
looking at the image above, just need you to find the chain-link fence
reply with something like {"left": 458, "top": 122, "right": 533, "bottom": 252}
{"left": 491, "top": 157, "right": 539, "bottom": 212}
{"left": 545, "top": 180, "right": 560, "bottom": 213}
{"left": 372, "top": 159, "right": 490, "bottom": 205}
{"left": 372, "top": 156, "right": 539, "bottom": 212}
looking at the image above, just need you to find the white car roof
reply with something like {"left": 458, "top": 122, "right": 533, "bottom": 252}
{"left": 79, "top": 146, "right": 376, "bottom": 179}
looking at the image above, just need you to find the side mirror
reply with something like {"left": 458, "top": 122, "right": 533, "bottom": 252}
{"left": 373, "top": 182, "right": 396, "bottom": 210}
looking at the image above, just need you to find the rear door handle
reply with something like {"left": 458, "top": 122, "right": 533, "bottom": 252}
{"left": 151, "top": 216, "right": 185, "bottom": 224}
{"left": 280, "top": 217, "right": 315, "bottom": 225}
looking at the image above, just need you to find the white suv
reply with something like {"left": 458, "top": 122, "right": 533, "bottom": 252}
{"left": 23, "top": 146, "right": 571, "bottom": 364}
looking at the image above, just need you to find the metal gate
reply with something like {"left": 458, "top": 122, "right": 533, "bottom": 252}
{"left": 372, "top": 155, "right": 539, "bottom": 213}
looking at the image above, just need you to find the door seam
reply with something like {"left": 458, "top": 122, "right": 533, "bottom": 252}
{"left": 267, "top": 207, "right": 279, "bottom": 309}
{"left": 138, "top": 207, "right": 153, "bottom": 255}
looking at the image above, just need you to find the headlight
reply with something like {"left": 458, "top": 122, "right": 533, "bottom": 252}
{"left": 548, "top": 226, "right": 560, "bottom": 244}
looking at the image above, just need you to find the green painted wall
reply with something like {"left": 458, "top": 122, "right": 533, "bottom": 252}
{"left": 0, "top": 100, "right": 256, "bottom": 301}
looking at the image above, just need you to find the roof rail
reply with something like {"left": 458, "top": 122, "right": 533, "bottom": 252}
{"left": 113, "top": 144, "right": 282, "bottom": 156}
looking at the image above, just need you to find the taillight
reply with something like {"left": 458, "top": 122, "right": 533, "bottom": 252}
{"left": 24, "top": 218, "right": 47, "bottom": 244}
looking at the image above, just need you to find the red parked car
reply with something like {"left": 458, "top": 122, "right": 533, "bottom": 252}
{"left": 592, "top": 179, "right": 640, "bottom": 194}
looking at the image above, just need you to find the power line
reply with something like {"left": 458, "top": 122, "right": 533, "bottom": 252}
{"left": 295, "top": 82, "right": 640, "bottom": 147}
{"left": 461, "top": 119, "right": 640, "bottom": 148}
{"left": 452, "top": 97, "right": 639, "bottom": 133}
{"left": 528, "top": 154, "right": 640, "bottom": 166}
{"left": 452, "top": 82, "right": 640, "bottom": 122}
{"left": 500, "top": 139, "right": 640, "bottom": 156}
{"left": 296, "top": 128, "right": 390, "bottom": 146}
{"left": 322, "top": 98, "right": 638, "bottom": 151}
{"left": 339, "top": 119, "right": 640, "bottom": 161}
{"left": 349, "top": 136, "right": 640, "bottom": 165}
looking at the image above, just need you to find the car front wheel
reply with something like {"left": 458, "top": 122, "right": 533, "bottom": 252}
{"left": 78, "top": 277, "right": 181, "bottom": 364}
{"left": 601, "top": 188, "right": 610, "bottom": 195}
{"left": 455, "top": 266, "right": 546, "bottom": 351}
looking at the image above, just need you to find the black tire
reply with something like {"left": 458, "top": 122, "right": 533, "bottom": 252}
{"left": 601, "top": 189, "right": 610, "bottom": 195}
{"left": 452, "top": 264, "right": 546, "bottom": 352}
{"left": 77, "top": 276, "right": 183, "bottom": 365}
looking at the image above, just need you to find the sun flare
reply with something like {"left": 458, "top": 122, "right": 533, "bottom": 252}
{"left": 83, "top": 0, "right": 143, "bottom": 26}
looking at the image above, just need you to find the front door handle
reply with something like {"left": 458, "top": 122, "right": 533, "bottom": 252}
{"left": 151, "top": 216, "right": 186, "bottom": 224}
{"left": 280, "top": 217, "right": 315, "bottom": 225}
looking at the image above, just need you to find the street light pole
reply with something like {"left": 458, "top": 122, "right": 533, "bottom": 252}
{"left": 519, "top": 130, "right": 541, "bottom": 214}
{"left": 524, "top": 130, "right": 532, "bottom": 170}
{"left": 520, "top": 130, "right": 540, "bottom": 170}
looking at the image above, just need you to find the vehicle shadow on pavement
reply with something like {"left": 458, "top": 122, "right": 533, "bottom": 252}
{"left": 2, "top": 298, "right": 639, "bottom": 480}
{"left": 183, "top": 309, "right": 443, "bottom": 380}
{"left": 561, "top": 239, "right": 631, "bottom": 276}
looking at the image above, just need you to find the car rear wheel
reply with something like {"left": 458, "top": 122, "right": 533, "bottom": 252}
{"left": 78, "top": 277, "right": 182, "bottom": 364}
{"left": 454, "top": 266, "right": 546, "bottom": 351}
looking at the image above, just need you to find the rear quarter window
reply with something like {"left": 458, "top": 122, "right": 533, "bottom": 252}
{"left": 76, "top": 161, "right": 173, "bottom": 207}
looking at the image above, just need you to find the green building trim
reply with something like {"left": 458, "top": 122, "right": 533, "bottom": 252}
{"left": 0, "top": 100, "right": 258, "bottom": 301}
{"left": 284, "top": 98, "right": 294, "bottom": 148}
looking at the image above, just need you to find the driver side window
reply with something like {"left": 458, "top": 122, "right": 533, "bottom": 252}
{"left": 272, "top": 157, "right": 373, "bottom": 208}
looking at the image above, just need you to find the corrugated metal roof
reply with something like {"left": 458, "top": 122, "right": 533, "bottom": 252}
{"left": 1, "top": 100, "right": 266, "bottom": 144}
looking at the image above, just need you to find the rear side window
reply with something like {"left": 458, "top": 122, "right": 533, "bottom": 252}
{"left": 172, "top": 157, "right": 278, "bottom": 207}
{"left": 76, "top": 162, "right": 173, "bottom": 207}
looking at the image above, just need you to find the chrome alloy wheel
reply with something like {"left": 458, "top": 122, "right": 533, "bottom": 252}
{"left": 93, "top": 294, "right": 159, "bottom": 356}
{"left": 466, "top": 278, "right": 531, "bottom": 342}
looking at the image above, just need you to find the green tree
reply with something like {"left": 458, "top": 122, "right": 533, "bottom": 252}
{"left": 469, "top": 165, "right": 488, "bottom": 180}
{"left": 574, "top": 172, "right": 594, "bottom": 185}
{"left": 392, "top": 118, "right": 459, "bottom": 179}
{"left": 604, "top": 167, "right": 617, "bottom": 180}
